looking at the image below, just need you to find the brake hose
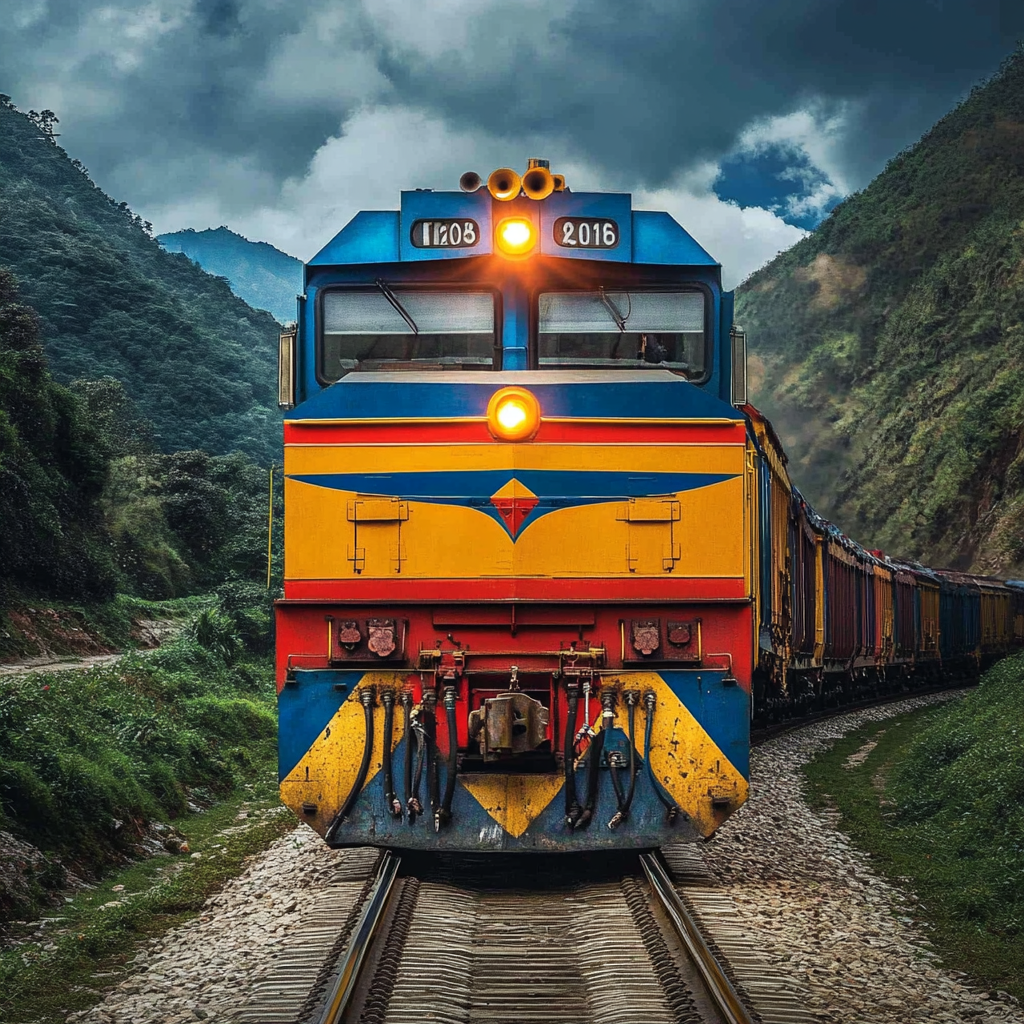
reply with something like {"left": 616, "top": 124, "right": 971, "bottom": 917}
{"left": 423, "top": 690, "right": 441, "bottom": 820}
{"left": 325, "top": 687, "right": 375, "bottom": 843}
{"left": 401, "top": 690, "right": 419, "bottom": 820}
{"left": 436, "top": 686, "right": 458, "bottom": 830}
{"left": 643, "top": 690, "right": 679, "bottom": 824}
{"left": 381, "top": 690, "right": 401, "bottom": 818}
{"left": 608, "top": 692, "right": 638, "bottom": 829}
{"left": 577, "top": 690, "right": 614, "bottom": 830}
{"left": 563, "top": 681, "right": 582, "bottom": 828}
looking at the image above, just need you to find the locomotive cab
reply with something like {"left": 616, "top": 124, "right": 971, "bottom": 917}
{"left": 275, "top": 164, "right": 755, "bottom": 851}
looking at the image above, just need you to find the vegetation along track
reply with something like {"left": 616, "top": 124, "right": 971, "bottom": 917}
{"left": 238, "top": 846, "right": 817, "bottom": 1024}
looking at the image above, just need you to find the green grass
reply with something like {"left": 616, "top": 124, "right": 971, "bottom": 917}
{"left": 0, "top": 592, "right": 294, "bottom": 1022}
{"left": 0, "top": 599, "right": 278, "bottom": 913}
{"left": 0, "top": 786, "right": 295, "bottom": 1023}
{"left": 803, "top": 658, "right": 1024, "bottom": 1000}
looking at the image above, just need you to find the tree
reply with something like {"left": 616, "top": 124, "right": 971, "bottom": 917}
{"left": 26, "top": 109, "right": 59, "bottom": 142}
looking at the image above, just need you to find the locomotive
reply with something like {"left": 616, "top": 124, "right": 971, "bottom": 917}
{"left": 274, "top": 161, "right": 1024, "bottom": 852}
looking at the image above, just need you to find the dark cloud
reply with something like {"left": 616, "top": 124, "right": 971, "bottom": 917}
{"left": 376, "top": 0, "right": 1024, "bottom": 190}
{"left": 0, "top": 0, "right": 1020, "bottom": 229}
{"left": 0, "top": 0, "right": 373, "bottom": 211}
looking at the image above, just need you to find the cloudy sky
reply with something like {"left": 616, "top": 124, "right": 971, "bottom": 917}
{"left": 2, "top": 0, "right": 1021, "bottom": 285}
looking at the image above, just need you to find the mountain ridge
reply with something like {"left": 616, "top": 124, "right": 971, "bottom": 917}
{"left": 736, "top": 46, "right": 1024, "bottom": 573}
{"left": 0, "top": 99, "right": 281, "bottom": 464}
{"left": 158, "top": 226, "right": 303, "bottom": 325}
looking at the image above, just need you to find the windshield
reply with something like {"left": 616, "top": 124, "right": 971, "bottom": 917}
{"left": 537, "top": 289, "right": 706, "bottom": 376}
{"left": 320, "top": 288, "right": 496, "bottom": 380}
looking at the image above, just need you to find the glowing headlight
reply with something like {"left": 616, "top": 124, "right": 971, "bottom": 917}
{"left": 495, "top": 217, "right": 536, "bottom": 257}
{"left": 487, "top": 386, "right": 541, "bottom": 441}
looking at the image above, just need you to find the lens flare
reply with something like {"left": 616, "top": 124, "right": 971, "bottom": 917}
{"left": 496, "top": 399, "right": 528, "bottom": 431}
{"left": 487, "top": 387, "right": 541, "bottom": 441}
{"left": 495, "top": 217, "right": 536, "bottom": 257}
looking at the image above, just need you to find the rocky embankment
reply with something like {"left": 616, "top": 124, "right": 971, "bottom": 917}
{"left": 703, "top": 692, "right": 1023, "bottom": 1024}
{"left": 56, "top": 693, "right": 1024, "bottom": 1023}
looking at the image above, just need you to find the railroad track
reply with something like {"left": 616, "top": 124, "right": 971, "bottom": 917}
{"left": 238, "top": 846, "right": 817, "bottom": 1024}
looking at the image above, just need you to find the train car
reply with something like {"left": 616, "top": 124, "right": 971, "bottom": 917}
{"left": 273, "top": 163, "right": 1024, "bottom": 853}
{"left": 1007, "top": 581, "right": 1024, "bottom": 644}
{"left": 275, "top": 163, "right": 755, "bottom": 852}
{"left": 935, "top": 570, "right": 982, "bottom": 670}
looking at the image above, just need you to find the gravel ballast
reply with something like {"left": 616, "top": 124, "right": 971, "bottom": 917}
{"left": 66, "top": 828, "right": 356, "bottom": 1024}
{"left": 703, "top": 691, "right": 1024, "bottom": 1024}
{"left": 67, "top": 691, "right": 1022, "bottom": 1023}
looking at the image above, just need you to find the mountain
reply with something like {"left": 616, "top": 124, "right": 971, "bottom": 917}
{"left": 158, "top": 226, "right": 302, "bottom": 324}
{"left": 0, "top": 100, "right": 280, "bottom": 465}
{"left": 736, "top": 47, "right": 1024, "bottom": 574}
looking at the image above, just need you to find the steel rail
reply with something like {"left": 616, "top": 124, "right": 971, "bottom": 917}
{"left": 317, "top": 850, "right": 401, "bottom": 1024}
{"left": 640, "top": 852, "right": 755, "bottom": 1024}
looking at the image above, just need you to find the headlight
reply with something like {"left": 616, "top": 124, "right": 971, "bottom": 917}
{"left": 487, "top": 386, "right": 541, "bottom": 441}
{"left": 495, "top": 217, "right": 536, "bottom": 258}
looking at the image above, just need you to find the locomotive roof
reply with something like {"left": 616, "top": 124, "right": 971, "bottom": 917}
{"left": 308, "top": 189, "right": 720, "bottom": 268}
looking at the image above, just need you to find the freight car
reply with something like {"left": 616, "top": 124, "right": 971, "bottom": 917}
{"left": 274, "top": 162, "right": 1022, "bottom": 852}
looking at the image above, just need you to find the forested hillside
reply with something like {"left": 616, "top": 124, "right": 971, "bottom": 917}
{"left": 736, "top": 47, "right": 1024, "bottom": 573}
{"left": 0, "top": 99, "right": 280, "bottom": 464}
{"left": 158, "top": 227, "right": 302, "bottom": 325}
{"left": 0, "top": 267, "right": 115, "bottom": 602}
{"left": 0, "top": 266, "right": 280, "bottom": 606}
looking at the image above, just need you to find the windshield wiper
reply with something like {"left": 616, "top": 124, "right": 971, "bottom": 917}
{"left": 376, "top": 278, "right": 419, "bottom": 335}
{"left": 599, "top": 287, "right": 628, "bottom": 333}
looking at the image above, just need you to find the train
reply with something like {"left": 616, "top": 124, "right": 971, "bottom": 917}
{"left": 274, "top": 160, "right": 1024, "bottom": 853}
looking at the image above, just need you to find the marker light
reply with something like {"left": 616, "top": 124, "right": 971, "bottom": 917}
{"left": 496, "top": 217, "right": 536, "bottom": 258}
{"left": 487, "top": 386, "right": 541, "bottom": 441}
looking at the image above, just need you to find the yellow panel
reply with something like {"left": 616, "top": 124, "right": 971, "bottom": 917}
{"left": 512, "top": 479, "right": 743, "bottom": 578}
{"left": 285, "top": 442, "right": 747, "bottom": 581}
{"left": 458, "top": 774, "right": 566, "bottom": 838}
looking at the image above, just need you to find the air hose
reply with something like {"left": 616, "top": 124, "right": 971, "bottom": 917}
{"left": 401, "top": 691, "right": 420, "bottom": 821}
{"left": 381, "top": 690, "right": 401, "bottom": 818}
{"left": 435, "top": 685, "right": 458, "bottom": 831}
{"left": 563, "top": 681, "right": 582, "bottom": 828}
{"left": 410, "top": 725, "right": 425, "bottom": 822}
{"left": 608, "top": 692, "right": 638, "bottom": 829}
{"left": 576, "top": 690, "right": 613, "bottom": 830}
{"left": 423, "top": 690, "right": 441, "bottom": 820}
{"left": 325, "top": 687, "right": 375, "bottom": 843}
{"left": 643, "top": 690, "right": 679, "bottom": 824}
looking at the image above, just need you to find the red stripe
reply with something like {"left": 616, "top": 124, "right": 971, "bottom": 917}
{"left": 282, "top": 577, "right": 748, "bottom": 602}
{"left": 284, "top": 421, "right": 747, "bottom": 446}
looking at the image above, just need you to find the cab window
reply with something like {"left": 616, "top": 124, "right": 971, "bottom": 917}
{"left": 320, "top": 288, "right": 496, "bottom": 380}
{"left": 537, "top": 289, "right": 706, "bottom": 376}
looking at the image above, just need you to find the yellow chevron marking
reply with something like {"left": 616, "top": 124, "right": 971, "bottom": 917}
{"left": 458, "top": 773, "right": 566, "bottom": 838}
{"left": 619, "top": 671, "right": 749, "bottom": 836}
{"left": 279, "top": 674, "right": 400, "bottom": 838}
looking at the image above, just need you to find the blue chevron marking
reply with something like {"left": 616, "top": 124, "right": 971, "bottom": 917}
{"left": 288, "top": 469, "right": 737, "bottom": 540}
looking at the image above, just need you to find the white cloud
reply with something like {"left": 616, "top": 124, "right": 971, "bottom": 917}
{"left": 8, "top": 1, "right": 193, "bottom": 116}
{"left": 11, "top": 0, "right": 48, "bottom": 30}
{"left": 149, "top": 104, "right": 806, "bottom": 286}
{"left": 734, "top": 102, "right": 854, "bottom": 193}
{"left": 633, "top": 178, "right": 807, "bottom": 290}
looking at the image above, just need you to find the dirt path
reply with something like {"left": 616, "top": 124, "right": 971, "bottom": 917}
{"left": 0, "top": 619, "right": 179, "bottom": 677}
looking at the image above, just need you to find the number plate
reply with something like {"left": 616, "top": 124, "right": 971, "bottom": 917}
{"left": 411, "top": 219, "right": 480, "bottom": 248}
{"left": 554, "top": 217, "right": 619, "bottom": 249}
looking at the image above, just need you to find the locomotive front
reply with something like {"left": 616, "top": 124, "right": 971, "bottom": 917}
{"left": 275, "top": 163, "right": 755, "bottom": 851}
